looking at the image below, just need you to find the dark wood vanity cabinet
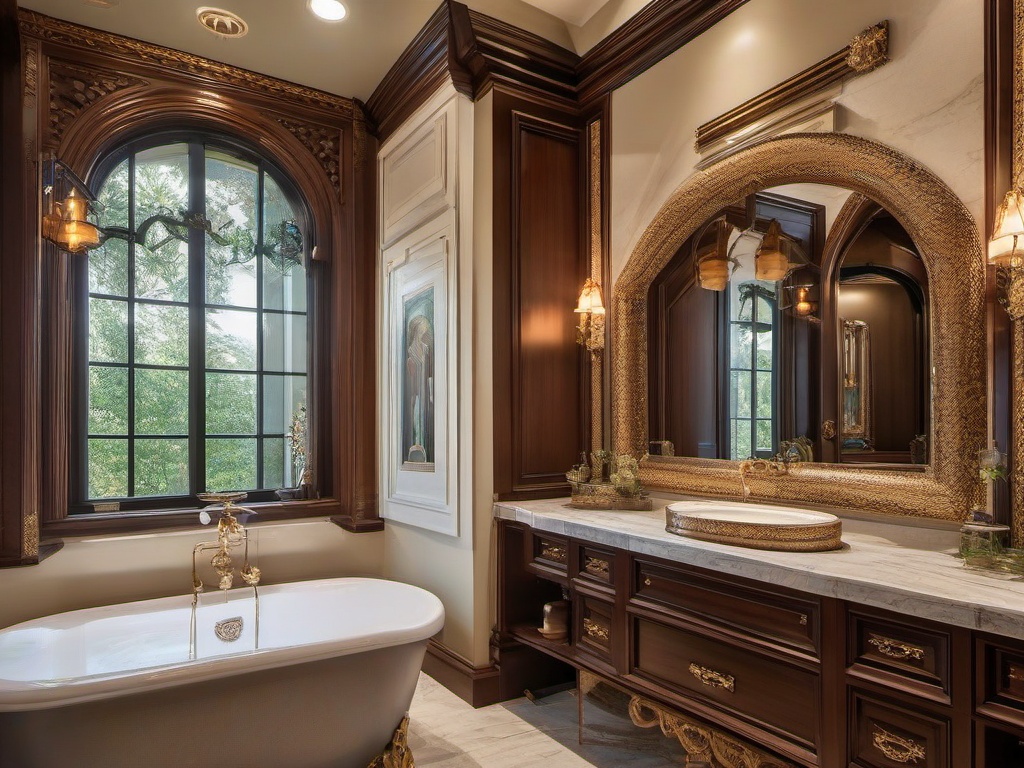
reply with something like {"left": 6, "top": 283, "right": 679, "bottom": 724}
{"left": 496, "top": 519, "right": 1021, "bottom": 767}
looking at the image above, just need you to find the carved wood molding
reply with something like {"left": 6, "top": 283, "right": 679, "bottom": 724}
{"left": 576, "top": 0, "right": 751, "bottom": 105}
{"left": 628, "top": 693, "right": 795, "bottom": 767}
{"left": 48, "top": 60, "right": 148, "bottom": 148}
{"left": 274, "top": 118, "right": 342, "bottom": 192}
{"left": 367, "top": 0, "right": 751, "bottom": 142}
{"left": 695, "top": 20, "right": 890, "bottom": 154}
{"left": 18, "top": 9, "right": 355, "bottom": 118}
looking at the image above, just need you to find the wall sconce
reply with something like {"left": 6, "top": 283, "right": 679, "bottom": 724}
{"left": 575, "top": 277, "right": 606, "bottom": 354}
{"left": 41, "top": 159, "right": 102, "bottom": 255}
{"left": 990, "top": 187, "right": 1024, "bottom": 319}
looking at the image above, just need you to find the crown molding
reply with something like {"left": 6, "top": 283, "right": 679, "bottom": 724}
{"left": 366, "top": 0, "right": 750, "bottom": 142}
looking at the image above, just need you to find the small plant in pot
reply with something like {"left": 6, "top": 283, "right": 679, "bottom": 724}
{"left": 276, "top": 403, "right": 311, "bottom": 501}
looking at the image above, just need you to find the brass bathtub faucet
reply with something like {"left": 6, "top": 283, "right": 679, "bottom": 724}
{"left": 192, "top": 492, "right": 262, "bottom": 595}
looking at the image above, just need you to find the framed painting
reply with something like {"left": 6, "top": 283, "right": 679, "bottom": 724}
{"left": 380, "top": 215, "right": 457, "bottom": 535}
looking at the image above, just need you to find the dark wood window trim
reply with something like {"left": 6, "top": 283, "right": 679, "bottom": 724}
{"left": 5, "top": 12, "right": 382, "bottom": 563}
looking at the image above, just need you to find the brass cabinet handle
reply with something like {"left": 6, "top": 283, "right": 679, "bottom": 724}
{"left": 799, "top": 614, "right": 808, "bottom": 626}
{"left": 688, "top": 663, "right": 735, "bottom": 693}
{"left": 584, "top": 556, "right": 610, "bottom": 576}
{"left": 868, "top": 634, "right": 925, "bottom": 661}
{"left": 872, "top": 727, "right": 926, "bottom": 764}
{"left": 540, "top": 544, "right": 566, "bottom": 563}
{"left": 583, "top": 617, "right": 610, "bottom": 642}
{"left": 642, "top": 576, "right": 653, "bottom": 587}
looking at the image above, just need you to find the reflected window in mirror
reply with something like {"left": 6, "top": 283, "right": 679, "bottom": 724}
{"left": 727, "top": 280, "right": 777, "bottom": 460}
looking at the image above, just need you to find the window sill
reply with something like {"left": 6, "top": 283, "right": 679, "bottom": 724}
{"left": 41, "top": 498, "right": 381, "bottom": 539}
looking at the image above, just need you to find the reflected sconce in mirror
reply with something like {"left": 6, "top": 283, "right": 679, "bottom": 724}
{"left": 990, "top": 187, "right": 1024, "bottom": 319}
{"left": 755, "top": 219, "right": 791, "bottom": 281}
{"left": 695, "top": 217, "right": 734, "bottom": 291}
{"left": 575, "top": 277, "right": 606, "bottom": 354}
{"left": 41, "top": 159, "right": 102, "bottom": 255}
{"left": 781, "top": 283, "right": 819, "bottom": 320}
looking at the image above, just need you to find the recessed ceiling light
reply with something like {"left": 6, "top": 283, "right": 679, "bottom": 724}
{"left": 309, "top": 0, "right": 347, "bottom": 22}
{"left": 196, "top": 7, "right": 249, "bottom": 38}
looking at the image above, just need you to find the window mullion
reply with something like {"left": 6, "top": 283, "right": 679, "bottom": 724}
{"left": 188, "top": 142, "right": 207, "bottom": 495}
{"left": 127, "top": 152, "right": 137, "bottom": 497}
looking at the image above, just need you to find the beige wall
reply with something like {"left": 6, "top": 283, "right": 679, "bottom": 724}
{"left": 379, "top": 85, "right": 495, "bottom": 669}
{"left": 0, "top": 519, "right": 385, "bottom": 629}
{"left": 610, "top": 0, "right": 985, "bottom": 283}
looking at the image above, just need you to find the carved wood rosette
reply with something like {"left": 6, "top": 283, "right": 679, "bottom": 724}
{"left": 47, "top": 61, "right": 147, "bottom": 149}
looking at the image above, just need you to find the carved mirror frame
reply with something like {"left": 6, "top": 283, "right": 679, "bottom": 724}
{"left": 612, "top": 133, "right": 986, "bottom": 520}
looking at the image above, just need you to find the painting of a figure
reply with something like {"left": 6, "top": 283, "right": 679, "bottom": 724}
{"left": 401, "top": 287, "right": 435, "bottom": 470}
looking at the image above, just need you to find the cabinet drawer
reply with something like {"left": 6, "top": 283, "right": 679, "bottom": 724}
{"left": 632, "top": 616, "right": 818, "bottom": 748}
{"left": 848, "top": 609, "right": 951, "bottom": 702}
{"left": 575, "top": 545, "right": 614, "bottom": 588}
{"left": 527, "top": 531, "right": 569, "bottom": 579}
{"left": 634, "top": 559, "right": 818, "bottom": 656}
{"left": 977, "top": 637, "right": 1024, "bottom": 728}
{"left": 576, "top": 595, "right": 614, "bottom": 663}
{"left": 849, "top": 690, "right": 949, "bottom": 768}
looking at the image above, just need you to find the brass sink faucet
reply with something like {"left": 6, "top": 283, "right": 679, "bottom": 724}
{"left": 737, "top": 458, "right": 789, "bottom": 500}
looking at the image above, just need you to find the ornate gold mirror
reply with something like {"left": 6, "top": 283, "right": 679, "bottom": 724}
{"left": 613, "top": 133, "right": 985, "bottom": 520}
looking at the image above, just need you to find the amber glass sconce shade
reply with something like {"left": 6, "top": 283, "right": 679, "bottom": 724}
{"left": 990, "top": 187, "right": 1024, "bottom": 319}
{"left": 575, "top": 278, "right": 606, "bottom": 354}
{"left": 42, "top": 159, "right": 102, "bottom": 255}
{"left": 695, "top": 217, "right": 734, "bottom": 291}
{"left": 755, "top": 219, "right": 791, "bottom": 281}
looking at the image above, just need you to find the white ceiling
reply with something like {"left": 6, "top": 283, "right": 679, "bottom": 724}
{"left": 17, "top": 0, "right": 639, "bottom": 101}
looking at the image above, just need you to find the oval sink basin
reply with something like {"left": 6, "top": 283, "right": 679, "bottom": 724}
{"left": 665, "top": 501, "right": 842, "bottom": 552}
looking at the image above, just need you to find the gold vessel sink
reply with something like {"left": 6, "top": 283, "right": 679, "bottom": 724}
{"left": 665, "top": 502, "right": 842, "bottom": 552}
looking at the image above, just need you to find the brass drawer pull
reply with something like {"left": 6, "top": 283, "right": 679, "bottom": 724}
{"left": 540, "top": 544, "right": 567, "bottom": 563}
{"left": 868, "top": 634, "right": 925, "bottom": 661}
{"left": 799, "top": 614, "right": 808, "bottom": 626}
{"left": 872, "top": 726, "right": 926, "bottom": 764}
{"left": 688, "top": 663, "right": 735, "bottom": 693}
{"left": 642, "top": 576, "right": 652, "bottom": 587}
{"left": 583, "top": 617, "right": 610, "bottom": 642}
{"left": 584, "top": 556, "right": 610, "bottom": 577}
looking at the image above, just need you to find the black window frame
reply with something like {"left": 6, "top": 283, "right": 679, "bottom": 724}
{"left": 70, "top": 130, "right": 315, "bottom": 514}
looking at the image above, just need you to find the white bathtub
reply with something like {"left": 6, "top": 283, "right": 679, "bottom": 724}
{"left": 0, "top": 577, "right": 444, "bottom": 768}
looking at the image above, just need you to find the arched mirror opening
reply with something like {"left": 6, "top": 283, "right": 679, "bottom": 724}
{"left": 647, "top": 183, "right": 930, "bottom": 469}
{"left": 78, "top": 136, "right": 312, "bottom": 510}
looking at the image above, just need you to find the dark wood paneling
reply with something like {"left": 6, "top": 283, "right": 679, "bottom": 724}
{"left": 986, "top": 0, "right": 1013, "bottom": 529}
{"left": 576, "top": 0, "right": 751, "bottom": 105}
{"left": 493, "top": 93, "right": 586, "bottom": 499}
{"left": 0, "top": 0, "right": 39, "bottom": 566}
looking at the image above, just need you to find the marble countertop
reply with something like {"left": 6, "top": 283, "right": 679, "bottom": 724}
{"left": 494, "top": 498, "right": 1024, "bottom": 641}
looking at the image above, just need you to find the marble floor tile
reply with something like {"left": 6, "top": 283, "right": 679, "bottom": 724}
{"left": 407, "top": 674, "right": 686, "bottom": 767}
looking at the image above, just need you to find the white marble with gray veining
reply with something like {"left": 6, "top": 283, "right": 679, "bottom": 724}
{"left": 494, "top": 498, "right": 1024, "bottom": 640}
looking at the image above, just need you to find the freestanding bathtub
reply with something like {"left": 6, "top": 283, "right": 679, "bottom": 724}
{"left": 0, "top": 577, "right": 444, "bottom": 768}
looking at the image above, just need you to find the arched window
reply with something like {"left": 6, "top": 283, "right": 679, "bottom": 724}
{"left": 75, "top": 135, "right": 311, "bottom": 511}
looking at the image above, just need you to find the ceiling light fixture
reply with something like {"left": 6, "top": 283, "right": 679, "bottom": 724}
{"left": 196, "top": 7, "right": 249, "bottom": 38}
{"left": 309, "top": 0, "right": 347, "bottom": 22}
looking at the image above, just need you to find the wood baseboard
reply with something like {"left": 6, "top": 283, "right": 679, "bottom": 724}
{"left": 422, "top": 639, "right": 501, "bottom": 708}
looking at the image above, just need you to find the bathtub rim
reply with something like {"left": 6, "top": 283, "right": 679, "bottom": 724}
{"left": 0, "top": 576, "right": 444, "bottom": 712}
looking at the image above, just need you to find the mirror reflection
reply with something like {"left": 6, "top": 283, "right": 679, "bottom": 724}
{"left": 647, "top": 184, "right": 930, "bottom": 466}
